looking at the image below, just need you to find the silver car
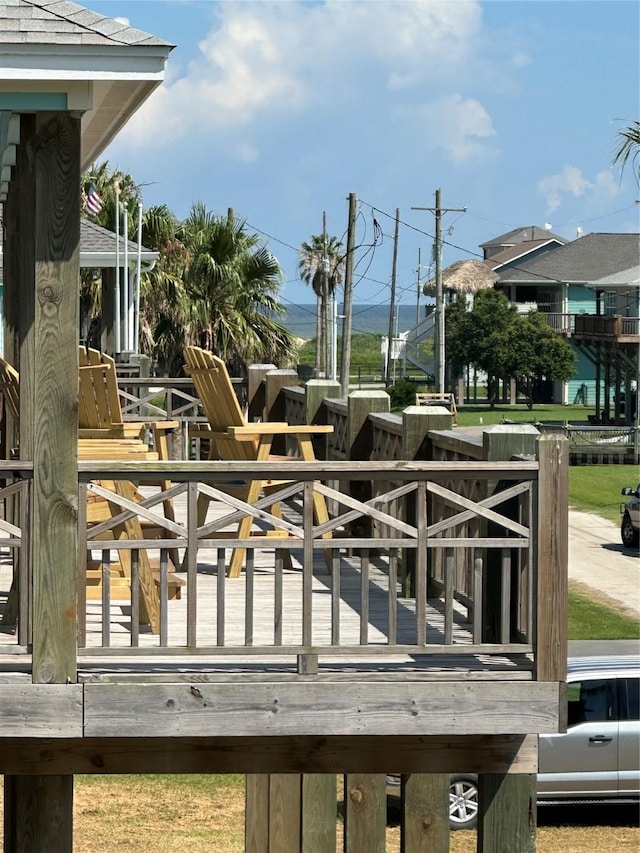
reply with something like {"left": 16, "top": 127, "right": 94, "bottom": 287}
{"left": 620, "top": 486, "right": 640, "bottom": 550}
{"left": 387, "top": 655, "right": 640, "bottom": 829}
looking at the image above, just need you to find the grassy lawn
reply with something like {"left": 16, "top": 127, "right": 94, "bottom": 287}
{"left": 569, "top": 463, "right": 638, "bottom": 524}
{"left": 569, "top": 587, "right": 640, "bottom": 639}
{"left": 456, "top": 402, "right": 595, "bottom": 427}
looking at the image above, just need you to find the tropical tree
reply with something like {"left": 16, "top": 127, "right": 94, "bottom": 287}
{"left": 447, "top": 289, "right": 575, "bottom": 408}
{"left": 298, "top": 233, "right": 344, "bottom": 376}
{"left": 612, "top": 120, "right": 640, "bottom": 185}
{"left": 80, "top": 161, "right": 144, "bottom": 347}
{"left": 178, "top": 203, "right": 296, "bottom": 370}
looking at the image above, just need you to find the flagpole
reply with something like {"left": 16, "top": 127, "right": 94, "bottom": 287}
{"left": 134, "top": 201, "right": 143, "bottom": 353}
{"left": 123, "top": 206, "right": 130, "bottom": 352}
{"left": 114, "top": 180, "right": 121, "bottom": 356}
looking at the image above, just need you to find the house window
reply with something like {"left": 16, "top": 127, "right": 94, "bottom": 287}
{"left": 604, "top": 291, "right": 616, "bottom": 316}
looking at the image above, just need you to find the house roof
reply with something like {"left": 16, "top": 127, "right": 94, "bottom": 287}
{"left": 0, "top": 0, "right": 173, "bottom": 193}
{"left": 584, "top": 265, "right": 640, "bottom": 290}
{"left": 0, "top": 0, "right": 172, "bottom": 47}
{"left": 487, "top": 238, "right": 565, "bottom": 269}
{"left": 423, "top": 259, "right": 498, "bottom": 296}
{"left": 0, "top": 206, "right": 159, "bottom": 275}
{"left": 496, "top": 232, "right": 640, "bottom": 285}
{"left": 480, "top": 225, "right": 566, "bottom": 249}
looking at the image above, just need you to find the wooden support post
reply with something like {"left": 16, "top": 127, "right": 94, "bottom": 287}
{"left": 246, "top": 775, "right": 269, "bottom": 853}
{"left": 268, "top": 775, "right": 301, "bottom": 852}
{"left": 301, "top": 775, "right": 337, "bottom": 853}
{"left": 477, "top": 773, "right": 536, "bottom": 852}
{"left": 31, "top": 111, "right": 80, "bottom": 684}
{"left": 400, "top": 774, "right": 449, "bottom": 853}
{"left": 4, "top": 776, "right": 74, "bottom": 853}
{"left": 3, "top": 111, "right": 81, "bottom": 853}
{"left": 535, "top": 434, "right": 568, "bottom": 685}
{"left": 343, "top": 774, "right": 386, "bottom": 853}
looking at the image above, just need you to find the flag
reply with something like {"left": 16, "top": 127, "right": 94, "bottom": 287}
{"left": 84, "top": 183, "right": 103, "bottom": 217}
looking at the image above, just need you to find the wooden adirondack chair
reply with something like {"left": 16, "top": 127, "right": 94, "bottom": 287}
{"left": 0, "top": 353, "right": 182, "bottom": 622}
{"left": 78, "top": 346, "right": 180, "bottom": 566}
{"left": 183, "top": 345, "right": 333, "bottom": 578}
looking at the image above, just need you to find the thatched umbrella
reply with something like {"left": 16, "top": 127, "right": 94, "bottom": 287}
{"left": 422, "top": 259, "right": 499, "bottom": 297}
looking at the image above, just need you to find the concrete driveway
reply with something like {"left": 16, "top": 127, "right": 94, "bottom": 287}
{"left": 568, "top": 509, "right": 639, "bottom": 619}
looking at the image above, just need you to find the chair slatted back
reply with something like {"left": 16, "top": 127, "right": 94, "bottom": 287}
{"left": 78, "top": 347, "right": 125, "bottom": 430}
{"left": 184, "top": 346, "right": 256, "bottom": 462}
{"left": 0, "top": 355, "right": 20, "bottom": 426}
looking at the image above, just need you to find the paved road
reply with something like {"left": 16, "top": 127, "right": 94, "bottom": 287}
{"left": 568, "top": 509, "right": 639, "bottom": 618}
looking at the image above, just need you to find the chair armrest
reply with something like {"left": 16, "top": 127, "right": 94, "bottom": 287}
{"left": 228, "top": 424, "right": 333, "bottom": 437}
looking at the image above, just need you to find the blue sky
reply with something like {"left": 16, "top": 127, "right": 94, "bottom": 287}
{"left": 89, "top": 0, "right": 639, "bottom": 325}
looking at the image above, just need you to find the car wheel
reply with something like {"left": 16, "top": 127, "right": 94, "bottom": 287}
{"left": 449, "top": 775, "right": 479, "bottom": 830}
{"left": 621, "top": 513, "right": 639, "bottom": 549}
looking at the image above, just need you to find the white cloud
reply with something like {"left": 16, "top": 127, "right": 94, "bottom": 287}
{"left": 119, "top": 0, "right": 486, "bottom": 152}
{"left": 537, "top": 165, "right": 619, "bottom": 213}
{"left": 416, "top": 94, "right": 497, "bottom": 163}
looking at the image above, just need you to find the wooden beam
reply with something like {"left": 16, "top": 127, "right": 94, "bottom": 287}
{"left": 0, "top": 684, "right": 83, "bottom": 737}
{"left": 82, "top": 681, "right": 560, "bottom": 738}
{"left": 0, "top": 735, "right": 538, "bottom": 775}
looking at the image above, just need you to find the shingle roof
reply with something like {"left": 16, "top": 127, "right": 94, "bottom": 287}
{"left": 480, "top": 225, "right": 566, "bottom": 249}
{"left": 0, "top": 206, "right": 158, "bottom": 271}
{"left": 488, "top": 238, "right": 565, "bottom": 268}
{"left": 0, "top": 0, "right": 173, "bottom": 47}
{"left": 497, "top": 233, "right": 640, "bottom": 284}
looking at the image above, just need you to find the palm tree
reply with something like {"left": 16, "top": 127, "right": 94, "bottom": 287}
{"left": 178, "top": 203, "right": 296, "bottom": 370}
{"left": 612, "top": 120, "right": 640, "bottom": 185}
{"left": 298, "top": 234, "right": 344, "bottom": 376}
{"left": 80, "top": 161, "right": 142, "bottom": 346}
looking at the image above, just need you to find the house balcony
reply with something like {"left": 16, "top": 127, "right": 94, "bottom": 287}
{"left": 572, "top": 313, "right": 640, "bottom": 344}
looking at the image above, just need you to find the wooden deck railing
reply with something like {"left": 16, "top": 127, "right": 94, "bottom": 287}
{"left": 72, "top": 460, "right": 544, "bottom": 667}
{"left": 0, "top": 456, "right": 560, "bottom": 673}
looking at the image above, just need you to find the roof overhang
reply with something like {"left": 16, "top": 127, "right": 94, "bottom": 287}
{"left": 584, "top": 266, "right": 640, "bottom": 290}
{"left": 0, "top": 36, "right": 172, "bottom": 198}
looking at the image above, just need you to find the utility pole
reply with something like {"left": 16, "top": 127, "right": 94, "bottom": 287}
{"left": 385, "top": 208, "right": 400, "bottom": 387}
{"left": 415, "top": 246, "right": 421, "bottom": 327}
{"left": 411, "top": 190, "right": 465, "bottom": 393}
{"left": 321, "top": 211, "right": 329, "bottom": 378}
{"left": 340, "top": 192, "right": 357, "bottom": 396}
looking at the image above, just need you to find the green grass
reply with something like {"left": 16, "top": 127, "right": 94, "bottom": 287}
{"left": 569, "top": 464, "right": 638, "bottom": 524}
{"left": 455, "top": 403, "right": 596, "bottom": 427}
{"left": 568, "top": 587, "right": 640, "bottom": 640}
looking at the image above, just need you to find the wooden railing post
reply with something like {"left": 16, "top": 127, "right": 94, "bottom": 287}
{"left": 265, "top": 369, "right": 299, "bottom": 453}
{"left": 482, "top": 424, "right": 540, "bottom": 645}
{"left": 402, "top": 405, "right": 452, "bottom": 460}
{"left": 264, "top": 369, "right": 300, "bottom": 421}
{"left": 247, "top": 363, "right": 276, "bottom": 421}
{"left": 305, "top": 379, "right": 341, "bottom": 461}
{"left": 535, "top": 434, "right": 569, "bottom": 684}
{"left": 346, "top": 390, "right": 390, "bottom": 460}
{"left": 305, "top": 379, "right": 342, "bottom": 425}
